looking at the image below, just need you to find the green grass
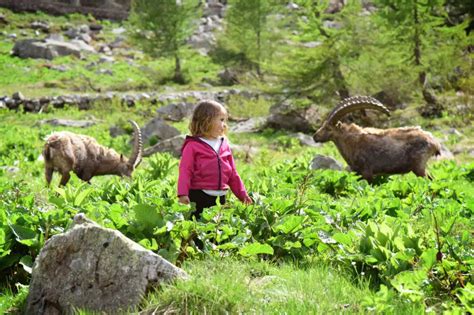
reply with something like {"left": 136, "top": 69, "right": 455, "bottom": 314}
{"left": 2, "top": 257, "right": 421, "bottom": 314}
{"left": 140, "top": 257, "right": 421, "bottom": 314}
{"left": 0, "top": 283, "right": 28, "bottom": 314}
{"left": 0, "top": 7, "right": 224, "bottom": 97}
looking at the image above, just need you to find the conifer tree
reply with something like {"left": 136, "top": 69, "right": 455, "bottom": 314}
{"left": 218, "top": 0, "right": 281, "bottom": 76}
{"left": 272, "top": 1, "right": 365, "bottom": 102}
{"left": 373, "top": 0, "right": 469, "bottom": 117}
{"left": 128, "top": 0, "right": 200, "bottom": 83}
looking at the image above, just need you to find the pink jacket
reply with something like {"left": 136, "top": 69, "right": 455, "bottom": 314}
{"left": 177, "top": 136, "right": 250, "bottom": 202}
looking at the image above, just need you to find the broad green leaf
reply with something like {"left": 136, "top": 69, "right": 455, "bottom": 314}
{"left": 139, "top": 238, "right": 158, "bottom": 251}
{"left": 134, "top": 203, "right": 163, "bottom": 230}
{"left": 390, "top": 270, "right": 427, "bottom": 302}
{"left": 9, "top": 224, "right": 36, "bottom": 244}
{"left": 48, "top": 195, "right": 65, "bottom": 207}
{"left": 108, "top": 204, "right": 127, "bottom": 228}
{"left": 420, "top": 248, "right": 437, "bottom": 270}
{"left": 393, "top": 236, "right": 406, "bottom": 251}
{"left": 332, "top": 232, "right": 352, "bottom": 246}
{"left": 239, "top": 242, "right": 274, "bottom": 257}
{"left": 0, "top": 253, "right": 21, "bottom": 271}
{"left": 273, "top": 215, "right": 304, "bottom": 234}
{"left": 456, "top": 283, "right": 474, "bottom": 313}
{"left": 74, "top": 187, "right": 92, "bottom": 206}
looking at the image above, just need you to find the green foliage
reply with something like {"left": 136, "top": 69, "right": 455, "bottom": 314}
{"left": 1, "top": 105, "right": 473, "bottom": 313}
{"left": 129, "top": 0, "right": 199, "bottom": 58}
{"left": 128, "top": 0, "right": 201, "bottom": 83}
{"left": 226, "top": 94, "right": 272, "bottom": 118}
{"left": 271, "top": 1, "right": 366, "bottom": 102}
{"left": 216, "top": 0, "right": 283, "bottom": 74}
{"left": 372, "top": 0, "right": 471, "bottom": 91}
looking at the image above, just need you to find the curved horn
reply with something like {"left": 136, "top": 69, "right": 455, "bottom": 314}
{"left": 128, "top": 120, "right": 143, "bottom": 169}
{"left": 326, "top": 96, "right": 390, "bottom": 125}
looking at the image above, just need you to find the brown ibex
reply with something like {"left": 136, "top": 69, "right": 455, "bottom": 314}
{"left": 43, "top": 120, "right": 143, "bottom": 186}
{"left": 313, "top": 96, "right": 441, "bottom": 181}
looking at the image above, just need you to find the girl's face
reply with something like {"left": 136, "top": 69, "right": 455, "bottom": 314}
{"left": 207, "top": 108, "right": 227, "bottom": 139}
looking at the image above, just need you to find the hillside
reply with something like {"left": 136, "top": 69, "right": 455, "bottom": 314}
{"left": 0, "top": 1, "right": 473, "bottom": 313}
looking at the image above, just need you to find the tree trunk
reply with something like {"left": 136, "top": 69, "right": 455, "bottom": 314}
{"left": 256, "top": 2, "right": 262, "bottom": 77}
{"left": 332, "top": 59, "right": 350, "bottom": 100}
{"left": 173, "top": 54, "right": 185, "bottom": 84}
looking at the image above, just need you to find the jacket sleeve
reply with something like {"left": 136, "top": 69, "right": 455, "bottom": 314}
{"left": 227, "top": 152, "right": 250, "bottom": 202}
{"left": 177, "top": 144, "right": 194, "bottom": 197}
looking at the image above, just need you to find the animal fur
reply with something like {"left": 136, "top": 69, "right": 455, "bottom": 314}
{"left": 43, "top": 120, "right": 142, "bottom": 186}
{"left": 313, "top": 96, "right": 441, "bottom": 181}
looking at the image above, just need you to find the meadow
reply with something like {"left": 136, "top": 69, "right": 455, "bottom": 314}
{"left": 0, "top": 3, "right": 473, "bottom": 314}
{"left": 1, "top": 101, "right": 473, "bottom": 313}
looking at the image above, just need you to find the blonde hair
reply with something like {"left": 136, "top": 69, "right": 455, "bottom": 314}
{"left": 189, "top": 100, "right": 228, "bottom": 137}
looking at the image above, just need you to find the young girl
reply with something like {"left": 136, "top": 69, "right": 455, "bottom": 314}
{"left": 177, "top": 99, "right": 252, "bottom": 219}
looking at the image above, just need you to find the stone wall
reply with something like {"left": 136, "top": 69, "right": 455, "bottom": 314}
{"left": 0, "top": 0, "right": 130, "bottom": 20}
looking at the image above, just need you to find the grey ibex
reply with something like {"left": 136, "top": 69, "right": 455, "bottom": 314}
{"left": 313, "top": 96, "right": 441, "bottom": 181}
{"left": 43, "top": 120, "right": 143, "bottom": 186}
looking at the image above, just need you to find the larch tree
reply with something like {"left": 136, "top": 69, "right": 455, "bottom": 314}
{"left": 372, "top": 0, "right": 470, "bottom": 117}
{"left": 272, "top": 1, "right": 368, "bottom": 103}
{"left": 217, "top": 0, "right": 282, "bottom": 77}
{"left": 128, "top": 0, "right": 201, "bottom": 83}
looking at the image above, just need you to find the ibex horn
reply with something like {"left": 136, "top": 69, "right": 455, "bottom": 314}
{"left": 326, "top": 96, "right": 390, "bottom": 125}
{"left": 128, "top": 120, "right": 143, "bottom": 169}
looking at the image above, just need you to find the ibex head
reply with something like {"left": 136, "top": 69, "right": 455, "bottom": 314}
{"left": 313, "top": 96, "right": 390, "bottom": 142}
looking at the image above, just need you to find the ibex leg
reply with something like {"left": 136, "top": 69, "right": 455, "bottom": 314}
{"left": 59, "top": 172, "right": 71, "bottom": 186}
{"left": 45, "top": 167, "right": 53, "bottom": 186}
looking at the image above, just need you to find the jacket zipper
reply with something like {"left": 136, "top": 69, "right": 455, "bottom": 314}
{"left": 195, "top": 137, "right": 224, "bottom": 190}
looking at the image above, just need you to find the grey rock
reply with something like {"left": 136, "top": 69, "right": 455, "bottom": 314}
{"left": 142, "top": 118, "right": 181, "bottom": 145}
{"left": 30, "top": 21, "right": 50, "bottom": 32}
{"left": 436, "top": 143, "right": 454, "bottom": 160}
{"left": 267, "top": 102, "right": 321, "bottom": 133}
{"left": 230, "top": 117, "right": 267, "bottom": 133}
{"left": 143, "top": 135, "right": 185, "bottom": 157}
{"left": 96, "top": 68, "right": 114, "bottom": 75}
{"left": 0, "top": 13, "right": 7, "bottom": 25}
{"left": 0, "top": 166, "right": 20, "bottom": 173}
{"left": 156, "top": 102, "right": 196, "bottom": 122}
{"left": 25, "top": 213, "right": 187, "bottom": 314}
{"left": 12, "top": 91, "right": 25, "bottom": 101}
{"left": 292, "top": 132, "right": 321, "bottom": 147}
{"left": 310, "top": 154, "right": 343, "bottom": 171}
{"left": 39, "top": 119, "right": 96, "bottom": 128}
{"left": 12, "top": 38, "right": 90, "bottom": 60}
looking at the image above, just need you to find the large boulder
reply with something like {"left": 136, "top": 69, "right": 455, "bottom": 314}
{"left": 156, "top": 102, "right": 196, "bottom": 122}
{"left": 12, "top": 38, "right": 95, "bottom": 60}
{"left": 39, "top": 118, "right": 96, "bottom": 128}
{"left": 230, "top": 117, "right": 267, "bottom": 133}
{"left": 143, "top": 135, "right": 186, "bottom": 158}
{"left": 142, "top": 117, "right": 181, "bottom": 145}
{"left": 266, "top": 102, "right": 321, "bottom": 133}
{"left": 25, "top": 213, "right": 187, "bottom": 314}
